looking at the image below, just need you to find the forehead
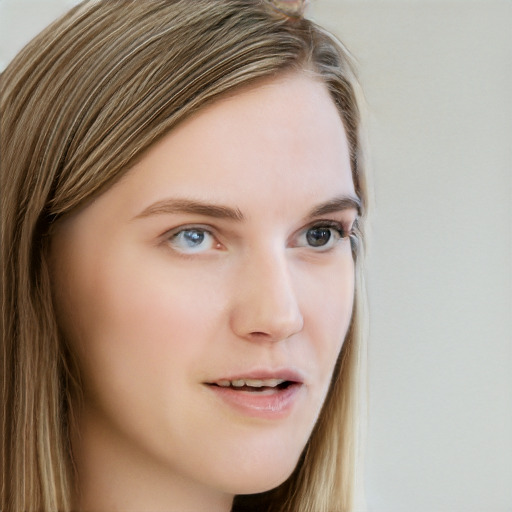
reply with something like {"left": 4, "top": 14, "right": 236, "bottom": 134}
{"left": 93, "top": 72, "right": 356, "bottom": 221}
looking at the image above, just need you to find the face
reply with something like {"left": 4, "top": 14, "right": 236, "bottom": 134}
{"left": 51, "top": 73, "right": 358, "bottom": 507}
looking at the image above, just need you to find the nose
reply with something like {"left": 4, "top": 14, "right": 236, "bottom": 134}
{"left": 229, "top": 250, "right": 304, "bottom": 343}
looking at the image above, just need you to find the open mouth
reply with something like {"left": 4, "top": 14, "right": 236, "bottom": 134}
{"left": 205, "top": 375, "right": 303, "bottom": 417}
{"left": 207, "top": 378, "right": 297, "bottom": 394}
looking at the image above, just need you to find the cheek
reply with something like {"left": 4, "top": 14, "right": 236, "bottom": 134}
{"left": 299, "top": 254, "right": 355, "bottom": 388}
{"left": 55, "top": 247, "right": 219, "bottom": 411}
{"left": 306, "top": 252, "right": 354, "bottom": 328}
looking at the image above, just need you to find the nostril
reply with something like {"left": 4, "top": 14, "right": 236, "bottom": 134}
{"left": 249, "top": 331, "right": 269, "bottom": 338}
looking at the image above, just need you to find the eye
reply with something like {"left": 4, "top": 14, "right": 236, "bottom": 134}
{"left": 167, "top": 227, "right": 217, "bottom": 254}
{"left": 296, "top": 222, "right": 348, "bottom": 251}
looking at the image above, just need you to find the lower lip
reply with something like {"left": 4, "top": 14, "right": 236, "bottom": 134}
{"left": 206, "top": 383, "right": 302, "bottom": 419}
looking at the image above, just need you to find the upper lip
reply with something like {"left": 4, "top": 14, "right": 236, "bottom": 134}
{"left": 205, "top": 368, "right": 305, "bottom": 386}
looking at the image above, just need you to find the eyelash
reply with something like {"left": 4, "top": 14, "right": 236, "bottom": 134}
{"left": 164, "top": 220, "right": 353, "bottom": 255}
{"left": 294, "top": 221, "right": 348, "bottom": 251}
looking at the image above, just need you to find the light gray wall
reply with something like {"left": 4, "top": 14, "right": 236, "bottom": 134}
{"left": 1, "top": 1, "right": 511, "bottom": 511}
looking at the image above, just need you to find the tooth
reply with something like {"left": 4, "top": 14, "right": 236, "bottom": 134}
{"left": 243, "top": 378, "right": 286, "bottom": 388}
{"left": 220, "top": 378, "right": 288, "bottom": 388}
{"left": 267, "top": 378, "right": 285, "bottom": 387}
{"left": 244, "top": 379, "right": 264, "bottom": 387}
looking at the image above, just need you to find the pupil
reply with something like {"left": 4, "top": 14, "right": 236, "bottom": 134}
{"left": 306, "top": 227, "right": 331, "bottom": 247}
{"left": 184, "top": 230, "right": 204, "bottom": 246}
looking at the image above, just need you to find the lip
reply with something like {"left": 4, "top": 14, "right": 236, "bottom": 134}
{"left": 204, "top": 367, "right": 305, "bottom": 420}
{"left": 210, "top": 368, "right": 305, "bottom": 385}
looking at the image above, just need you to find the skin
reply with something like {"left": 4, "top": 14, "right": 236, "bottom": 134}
{"left": 50, "top": 72, "right": 358, "bottom": 512}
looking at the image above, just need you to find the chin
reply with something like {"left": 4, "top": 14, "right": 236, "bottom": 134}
{"left": 219, "top": 452, "right": 300, "bottom": 496}
{"left": 228, "top": 475, "right": 291, "bottom": 496}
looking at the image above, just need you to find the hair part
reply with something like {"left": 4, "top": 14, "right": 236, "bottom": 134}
{"left": 1, "top": 1, "right": 368, "bottom": 510}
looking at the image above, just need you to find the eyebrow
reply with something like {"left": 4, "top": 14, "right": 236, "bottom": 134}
{"left": 134, "top": 199, "right": 245, "bottom": 221}
{"left": 134, "top": 194, "right": 361, "bottom": 222}
{"left": 307, "top": 195, "right": 362, "bottom": 218}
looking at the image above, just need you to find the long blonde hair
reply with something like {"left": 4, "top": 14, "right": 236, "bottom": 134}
{"left": 0, "top": 1, "right": 368, "bottom": 510}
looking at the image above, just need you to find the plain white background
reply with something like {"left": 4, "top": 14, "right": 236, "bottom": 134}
{"left": 1, "top": 1, "right": 511, "bottom": 511}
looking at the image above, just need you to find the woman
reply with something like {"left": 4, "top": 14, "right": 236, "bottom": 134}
{"left": 0, "top": 1, "right": 368, "bottom": 510}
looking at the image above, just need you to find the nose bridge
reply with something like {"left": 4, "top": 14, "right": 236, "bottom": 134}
{"left": 230, "top": 245, "right": 304, "bottom": 342}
